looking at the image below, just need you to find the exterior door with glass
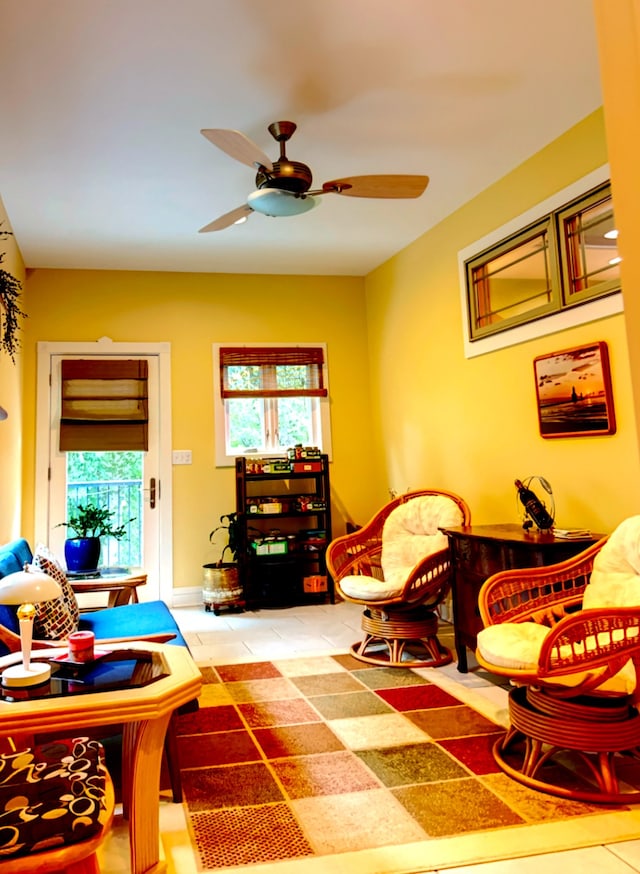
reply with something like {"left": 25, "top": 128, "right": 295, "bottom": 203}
{"left": 35, "top": 340, "right": 173, "bottom": 603}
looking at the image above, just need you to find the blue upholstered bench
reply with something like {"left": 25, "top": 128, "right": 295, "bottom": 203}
{"left": 0, "top": 538, "right": 188, "bottom": 654}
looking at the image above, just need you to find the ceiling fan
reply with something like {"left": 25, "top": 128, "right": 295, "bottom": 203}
{"left": 198, "top": 121, "right": 429, "bottom": 232}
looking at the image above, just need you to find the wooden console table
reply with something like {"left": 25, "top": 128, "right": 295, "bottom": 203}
{"left": 440, "top": 524, "right": 605, "bottom": 672}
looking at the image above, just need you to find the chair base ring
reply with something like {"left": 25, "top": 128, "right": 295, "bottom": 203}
{"left": 492, "top": 685, "right": 640, "bottom": 803}
{"left": 349, "top": 607, "right": 452, "bottom": 668}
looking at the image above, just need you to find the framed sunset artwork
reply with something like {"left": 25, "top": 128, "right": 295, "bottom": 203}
{"left": 533, "top": 341, "right": 616, "bottom": 438}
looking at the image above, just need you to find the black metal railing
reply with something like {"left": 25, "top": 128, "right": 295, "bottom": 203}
{"left": 66, "top": 480, "right": 142, "bottom": 568}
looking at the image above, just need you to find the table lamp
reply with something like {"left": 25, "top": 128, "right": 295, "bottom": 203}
{"left": 0, "top": 563, "right": 62, "bottom": 687}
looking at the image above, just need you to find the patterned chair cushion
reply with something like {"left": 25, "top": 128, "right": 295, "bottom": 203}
{"left": 32, "top": 544, "right": 79, "bottom": 640}
{"left": 0, "top": 736, "right": 108, "bottom": 858}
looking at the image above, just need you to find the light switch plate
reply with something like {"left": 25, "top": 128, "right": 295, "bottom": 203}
{"left": 172, "top": 450, "right": 192, "bottom": 465}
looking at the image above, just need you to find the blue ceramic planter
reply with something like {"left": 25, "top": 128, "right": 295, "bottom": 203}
{"left": 64, "top": 537, "right": 101, "bottom": 572}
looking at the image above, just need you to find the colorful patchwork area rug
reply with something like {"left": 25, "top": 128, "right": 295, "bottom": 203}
{"left": 174, "top": 654, "right": 640, "bottom": 873}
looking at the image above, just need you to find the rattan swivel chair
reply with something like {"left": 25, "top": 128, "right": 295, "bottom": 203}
{"left": 476, "top": 516, "right": 640, "bottom": 803}
{"left": 327, "top": 489, "right": 470, "bottom": 667}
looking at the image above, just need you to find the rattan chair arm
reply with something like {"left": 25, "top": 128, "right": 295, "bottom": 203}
{"left": 538, "top": 606, "right": 640, "bottom": 677}
{"left": 475, "top": 607, "right": 640, "bottom": 689}
{"left": 326, "top": 534, "right": 383, "bottom": 580}
{"left": 396, "top": 547, "right": 453, "bottom": 606}
{"left": 478, "top": 537, "right": 607, "bottom": 627}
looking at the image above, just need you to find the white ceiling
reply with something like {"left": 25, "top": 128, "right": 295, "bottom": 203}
{"left": 0, "top": 0, "right": 603, "bottom": 277}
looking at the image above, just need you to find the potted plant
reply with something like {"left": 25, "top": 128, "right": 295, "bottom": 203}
{"left": 58, "top": 502, "right": 135, "bottom": 573}
{"left": 203, "top": 512, "right": 244, "bottom": 613}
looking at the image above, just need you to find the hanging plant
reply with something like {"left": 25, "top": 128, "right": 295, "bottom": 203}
{"left": 0, "top": 228, "right": 27, "bottom": 362}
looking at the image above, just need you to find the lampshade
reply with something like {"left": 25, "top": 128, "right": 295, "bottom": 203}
{"left": 247, "top": 188, "right": 318, "bottom": 218}
{"left": 0, "top": 566, "right": 62, "bottom": 604}
{"left": 0, "top": 565, "right": 62, "bottom": 688}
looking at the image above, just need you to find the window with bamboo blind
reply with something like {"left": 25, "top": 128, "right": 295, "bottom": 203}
{"left": 213, "top": 343, "right": 331, "bottom": 466}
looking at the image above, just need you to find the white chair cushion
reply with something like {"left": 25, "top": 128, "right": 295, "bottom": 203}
{"left": 338, "top": 574, "right": 402, "bottom": 601}
{"left": 590, "top": 515, "right": 640, "bottom": 582}
{"left": 583, "top": 575, "right": 640, "bottom": 609}
{"left": 477, "top": 623, "right": 549, "bottom": 671}
{"left": 477, "top": 622, "right": 636, "bottom": 694}
{"left": 582, "top": 515, "right": 640, "bottom": 609}
{"left": 380, "top": 495, "right": 463, "bottom": 589}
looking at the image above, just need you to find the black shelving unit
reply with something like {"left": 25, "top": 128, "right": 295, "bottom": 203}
{"left": 235, "top": 454, "right": 333, "bottom": 608}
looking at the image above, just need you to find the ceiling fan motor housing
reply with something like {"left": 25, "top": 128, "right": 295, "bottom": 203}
{"left": 255, "top": 161, "right": 313, "bottom": 194}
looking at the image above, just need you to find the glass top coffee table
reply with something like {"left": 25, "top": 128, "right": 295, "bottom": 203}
{"left": 0, "top": 647, "right": 169, "bottom": 702}
{"left": 0, "top": 641, "right": 201, "bottom": 874}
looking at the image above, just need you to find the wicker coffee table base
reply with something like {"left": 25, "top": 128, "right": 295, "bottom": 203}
{"left": 493, "top": 684, "right": 640, "bottom": 803}
{"left": 349, "top": 606, "right": 452, "bottom": 668}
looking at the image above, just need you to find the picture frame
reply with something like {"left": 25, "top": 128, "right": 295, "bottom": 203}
{"left": 533, "top": 341, "right": 616, "bottom": 438}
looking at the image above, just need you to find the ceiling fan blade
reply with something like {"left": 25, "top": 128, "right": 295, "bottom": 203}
{"left": 198, "top": 204, "right": 253, "bottom": 233}
{"left": 201, "top": 129, "right": 274, "bottom": 172}
{"left": 321, "top": 175, "right": 429, "bottom": 199}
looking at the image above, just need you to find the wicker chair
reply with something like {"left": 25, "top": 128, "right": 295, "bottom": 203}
{"left": 476, "top": 520, "right": 640, "bottom": 803}
{"left": 326, "top": 489, "right": 470, "bottom": 667}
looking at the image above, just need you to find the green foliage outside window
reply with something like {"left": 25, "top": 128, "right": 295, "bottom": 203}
{"left": 65, "top": 451, "right": 143, "bottom": 566}
{"left": 67, "top": 451, "right": 142, "bottom": 482}
{"left": 227, "top": 364, "right": 315, "bottom": 452}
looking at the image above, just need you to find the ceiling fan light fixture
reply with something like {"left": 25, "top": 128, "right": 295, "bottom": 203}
{"left": 247, "top": 188, "right": 318, "bottom": 218}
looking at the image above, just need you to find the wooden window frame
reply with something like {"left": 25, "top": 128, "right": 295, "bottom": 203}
{"left": 213, "top": 342, "right": 332, "bottom": 467}
{"left": 458, "top": 167, "right": 622, "bottom": 357}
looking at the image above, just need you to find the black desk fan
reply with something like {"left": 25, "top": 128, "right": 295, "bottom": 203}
{"left": 515, "top": 476, "right": 555, "bottom": 530}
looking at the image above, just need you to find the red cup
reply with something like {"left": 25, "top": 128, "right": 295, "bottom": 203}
{"left": 68, "top": 630, "right": 95, "bottom": 662}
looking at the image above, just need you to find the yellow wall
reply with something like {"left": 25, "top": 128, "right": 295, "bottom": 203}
{"left": 365, "top": 109, "right": 639, "bottom": 534}
{"left": 19, "top": 269, "right": 380, "bottom": 587}
{"left": 0, "top": 198, "right": 25, "bottom": 540}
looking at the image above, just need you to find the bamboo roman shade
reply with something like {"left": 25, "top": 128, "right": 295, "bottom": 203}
{"left": 59, "top": 359, "right": 149, "bottom": 451}
{"left": 219, "top": 346, "right": 327, "bottom": 398}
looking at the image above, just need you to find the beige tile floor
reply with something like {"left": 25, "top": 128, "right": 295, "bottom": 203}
{"left": 100, "top": 601, "right": 640, "bottom": 874}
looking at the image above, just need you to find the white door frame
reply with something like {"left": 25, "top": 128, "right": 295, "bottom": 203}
{"left": 35, "top": 338, "right": 174, "bottom": 604}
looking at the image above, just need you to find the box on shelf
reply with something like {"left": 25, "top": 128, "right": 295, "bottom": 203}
{"left": 258, "top": 500, "right": 283, "bottom": 514}
{"left": 299, "top": 537, "right": 327, "bottom": 552}
{"left": 245, "top": 457, "right": 291, "bottom": 475}
{"left": 295, "top": 496, "right": 327, "bottom": 512}
{"left": 250, "top": 538, "right": 289, "bottom": 556}
{"left": 303, "top": 575, "right": 328, "bottom": 593}
{"left": 246, "top": 498, "right": 292, "bottom": 514}
{"left": 245, "top": 459, "right": 267, "bottom": 474}
{"left": 292, "top": 461, "right": 323, "bottom": 473}
{"left": 287, "top": 445, "right": 322, "bottom": 461}
{"left": 264, "top": 460, "right": 292, "bottom": 474}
